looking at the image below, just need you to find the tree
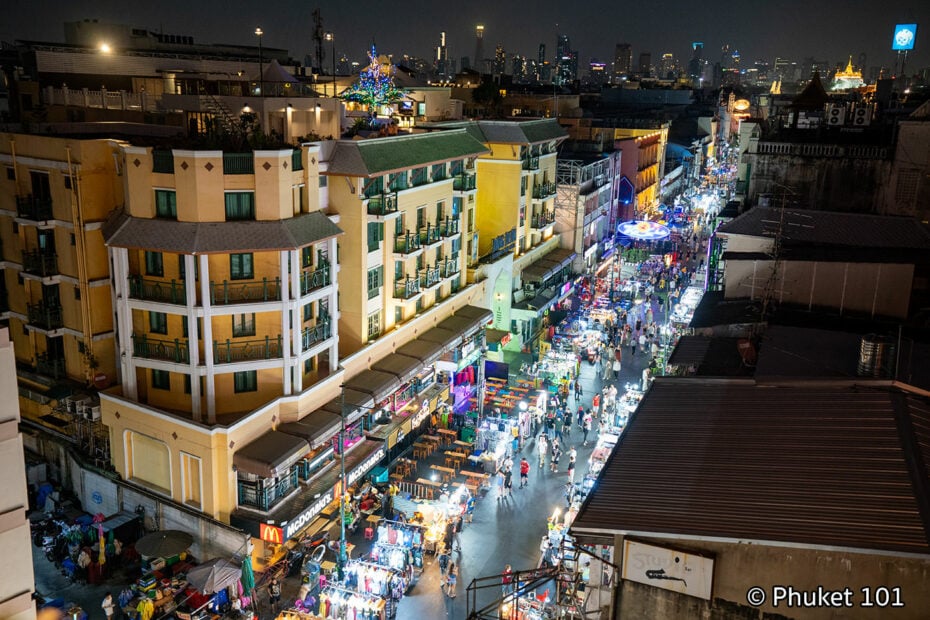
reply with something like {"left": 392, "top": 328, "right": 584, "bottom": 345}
{"left": 471, "top": 81, "right": 503, "bottom": 118}
{"left": 341, "top": 46, "right": 405, "bottom": 123}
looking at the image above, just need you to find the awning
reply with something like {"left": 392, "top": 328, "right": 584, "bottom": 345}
{"left": 667, "top": 336, "right": 712, "bottom": 367}
{"left": 453, "top": 305, "right": 493, "bottom": 333}
{"left": 278, "top": 410, "right": 343, "bottom": 449}
{"left": 522, "top": 261, "right": 556, "bottom": 284}
{"left": 419, "top": 327, "right": 460, "bottom": 351}
{"left": 233, "top": 431, "right": 310, "bottom": 478}
{"left": 372, "top": 353, "right": 423, "bottom": 384}
{"left": 321, "top": 389, "right": 375, "bottom": 425}
{"left": 546, "top": 248, "right": 577, "bottom": 270}
{"left": 344, "top": 369, "right": 402, "bottom": 404}
{"left": 396, "top": 339, "right": 444, "bottom": 366}
{"left": 437, "top": 316, "right": 475, "bottom": 344}
{"left": 523, "top": 248, "right": 576, "bottom": 283}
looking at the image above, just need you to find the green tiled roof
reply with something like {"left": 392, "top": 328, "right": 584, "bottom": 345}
{"left": 327, "top": 129, "right": 488, "bottom": 177}
{"left": 413, "top": 119, "right": 568, "bottom": 146}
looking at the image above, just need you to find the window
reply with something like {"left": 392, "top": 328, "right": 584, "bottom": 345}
{"left": 180, "top": 452, "right": 202, "bottom": 508}
{"left": 155, "top": 190, "right": 177, "bottom": 219}
{"left": 394, "top": 215, "right": 404, "bottom": 236}
{"left": 367, "top": 222, "right": 383, "bottom": 252}
{"left": 182, "top": 316, "right": 189, "bottom": 337}
{"left": 416, "top": 206, "right": 425, "bottom": 230}
{"left": 234, "top": 370, "right": 258, "bottom": 393}
{"left": 318, "top": 175, "right": 327, "bottom": 188}
{"left": 149, "top": 311, "right": 168, "bottom": 334}
{"left": 394, "top": 307, "right": 403, "bottom": 324}
{"left": 294, "top": 184, "right": 306, "bottom": 214}
{"left": 5, "top": 167, "right": 13, "bottom": 180}
{"left": 303, "top": 302, "right": 314, "bottom": 322}
{"left": 145, "top": 251, "right": 164, "bottom": 276}
{"left": 12, "top": 222, "right": 18, "bottom": 234}
{"left": 70, "top": 233, "right": 75, "bottom": 246}
{"left": 178, "top": 255, "right": 199, "bottom": 281}
{"left": 184, "top": 375, "right": 204, "bottom": 395}
{"left": 232, "top": 313, "right": 256, "bottom": 337}
{"left": 224, "top": 192, "right": 255, "bottom": 221}
{"left": 230, "top": 253, "right": 254, "bottom": 280}
{"left": 367, "top": 311, "right": 381, "bottom": 339}
{"left": 151, "top": 369, "right": 171, "bottom": 390}
{"left": 304, "top": 357, "right": 315, "bottom": 373}
{"left": 367, "top": 266, "right": 383, "bottom": 299}
{"left": 64, "top": 176, "right": 72, "bottom": 190}
{"left": 74, "top": 287, "right": 81, "bottom": 300}
{"left": 436, "top": 201, "right": 445, "bottom": 220}
{"left": 128, "top": 432, "right": 170, "bottom": 492}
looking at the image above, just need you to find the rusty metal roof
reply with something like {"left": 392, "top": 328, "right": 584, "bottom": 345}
{"left": 571, "top": 380, "right": 930, "bottom": 557}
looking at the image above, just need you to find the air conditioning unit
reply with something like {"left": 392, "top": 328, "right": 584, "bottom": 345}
{"left": 86, "top": 405, "right": 101, "bottom": 422}
{"left": 71, "top": 396, "right": 92, "bottom": 417}
{"left": 60, "top": 396, "right": 74, "bottom": 414}
{"left": 852, "top": 106, "right": 871, "bottom": 126}
{"left": 825, "top": 104, "right": 846, "bottom": 126}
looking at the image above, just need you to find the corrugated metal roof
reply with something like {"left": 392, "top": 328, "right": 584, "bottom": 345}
{"left": 717, "top": 207, "right": 930, "bottom": 251}
{"left": 570, "top": 381, "right": 930, "bottom": 557}
{"left": 476, "top": 119, "right": 568, "bottom": 144}
{"left": 667, "top": 336, "right": 712, "bottom": 366}
{"left": 395, "top": 339, "right": 443, "bottom": 366}
{"left": 325, "top": 129, "right": 488, "bottom": 177}
{"left": 104, "top": 211, "right": 343, "bottom": 253}
{"left": 371, "top": 353, "right": 423, "bottom": 385}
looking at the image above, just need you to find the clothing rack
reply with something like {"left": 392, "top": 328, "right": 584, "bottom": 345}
{"left": 379, "top": 519, "right": 424, "bottom": 530}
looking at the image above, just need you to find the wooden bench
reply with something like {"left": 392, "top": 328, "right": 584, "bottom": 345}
{"left": 430, "top": 464, "right": 456, "bottom": 483}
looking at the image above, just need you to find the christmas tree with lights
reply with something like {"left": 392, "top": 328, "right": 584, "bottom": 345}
{"left": 341, "top": 45, "right": 405, "bottom": 122}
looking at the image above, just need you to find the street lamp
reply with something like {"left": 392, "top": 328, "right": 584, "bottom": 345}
{"left": 255, "top": 28, "right": 264, "bottom": 96}
{"left": 324, "top": 32, "right": 336, "bottom": 98}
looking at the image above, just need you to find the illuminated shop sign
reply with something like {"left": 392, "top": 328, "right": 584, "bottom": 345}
{"left": 893, "top": 24, "right": 917, "bottom": 51}
{"left": 283, "top": 491, "right": 334, "bottom": 540}
{"left": 347, "top": 446, "right": 387, "bottom": 486}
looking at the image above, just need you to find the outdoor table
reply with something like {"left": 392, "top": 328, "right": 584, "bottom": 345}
{"left": 453, "top": 440, "right": 474, "bottom": 452}
{"left": 430, "top": 464, "right": 456, "bottom": 483}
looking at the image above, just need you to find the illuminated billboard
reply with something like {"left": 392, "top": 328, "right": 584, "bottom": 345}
{"left": 892, "top": 24, "right": 917, "bottom": 51}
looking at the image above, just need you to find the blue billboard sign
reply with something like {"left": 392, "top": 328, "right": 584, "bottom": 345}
{"left": 892, "top": 24, "right": 917, "bottom": 51}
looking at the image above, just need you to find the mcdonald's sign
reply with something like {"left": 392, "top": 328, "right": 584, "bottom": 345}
{"left": 260, "top": 523, "right": 283, "bottom": 544}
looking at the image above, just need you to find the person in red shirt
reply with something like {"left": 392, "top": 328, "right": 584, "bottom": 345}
{"left": 519, "top": 458, "right": 530, "bottom": 488}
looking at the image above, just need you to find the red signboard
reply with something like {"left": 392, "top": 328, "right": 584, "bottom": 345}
{"left": 259, "top": 523, "right": 283, "bottom": 544}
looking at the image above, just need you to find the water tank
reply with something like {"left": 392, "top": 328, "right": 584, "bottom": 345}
{"left": 857, "top": 334, "right": 895, "bottom": 378}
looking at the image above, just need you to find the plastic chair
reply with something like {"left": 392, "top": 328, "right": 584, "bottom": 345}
{"left": 364, "top": 527, "right": 375, "bottom": 541}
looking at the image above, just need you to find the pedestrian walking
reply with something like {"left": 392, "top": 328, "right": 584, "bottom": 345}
{"left": 453, "top": 515, "right": 464, "bottom": 551}
{"left": 519, "top": 457, "right": 530, "bottom": 487}
{"left": 269, "top": 577, "right": 282, "bottom": 611}
{"left": 503, "top": 468, "right": 513, "bottom": 497}
{"left": 567, "top": 448, "right": 577, "bottom": 482}
{"left": 445, "top": 561, "right": 458, "bottom": 597}
{"left": 576, "top": 406, "right": 584, "bottom": 429}
{"left": 550, "top": 439, "right": 562, "bottom": 472}
{"left": 574, "top": 378, "right": 583, "bottom": 400}
{"left": 638, "top": 332, "right": 647, "bottom": 353}
{"left": 101, "top": 592, "right": 115, "bottom": 620}
{"left": 502, "top": 564, "right": 514, "bottom": 598}
{"left": 438, "top": 543, "right": 451, "bottom": 577}
{"left": 537, "top": 434, "right": 548, "bottom": 468}
{"left": 582, "top": 415, "right": 592, "bottom": 446}
{"left": 496, "top": 468, "right": 505, "bottom": 500}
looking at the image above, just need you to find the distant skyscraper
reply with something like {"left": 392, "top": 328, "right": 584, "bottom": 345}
{"left": 614, "top": 43, "right": 633, "bottom": 78}
{"left": 435, "top": 31, "right": 450, "bottom": 77}
{"left": 658, "top": 53, "right": 676, "bottom": 79}
{"left": 474, "top": 25, "right": 485, "bottom": 73}
{"left": 638, "top": 52, "right": 652, "bottom": 77}
{"left": 689, "top": 41, "right": 704, "bottom": 82}
{"left": 538, "top": 44, "right": 546, "bottom": 68}
{"left": 494, "top": 45, "right": 506, "bottom": 75}
{"left": 556, "top": 34, "right": 576, "bottom": 85}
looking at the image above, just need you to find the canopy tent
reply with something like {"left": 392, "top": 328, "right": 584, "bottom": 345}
{"left": 419, "top": 327, "right": 460, "bottom": 351}
{"left": 278, "top": 410, "right": 343, "bottom": 449}
{"left": 454, "top": 305, "right": 493, "bottom": 330}
{"left": 372, "top": 353, "right": 423, "bottom": 384}
{"left": 187, "top": 558, "right": 242, "bottom": 595}
{"left": 321, "top": 389, "right": 374, "bottom": 425}
{"left": 232, "top": 431, "right": 309, "bottom": 478}
{"left": 396, "top": 339, "right": 444, "bottom": 366}
{"left": 343, "top": 370, "right": 401, "bottom": 404}
{"left": 134, "top": 530, "right": 193, "bottom": 558}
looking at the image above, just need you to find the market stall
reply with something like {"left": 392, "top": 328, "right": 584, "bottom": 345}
{"left": 315, "top": 585, "right": 389, "bottom": 620}
{"left": 371, "top": 519, "right": 424, "bottom": 580}
{"left": 474, "top": 416, "right": 521, "bottom": 473}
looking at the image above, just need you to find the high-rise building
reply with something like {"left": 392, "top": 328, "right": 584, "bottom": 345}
{"left": 614, "top": 43, "right": 633, "bottom": 79}
{"left": 586, "top": 60, "right": 608, "bottom": 87}
{"left": 658, "top": 53, "right": 676, "bottom": 79}
{"left": 638, "top": 52, "right": 652, "bottom": 77}
{"left": 435, "top": 31, "right": 450, "bottom": 77}
{"left": 494, "top": 45, "right": 507, "bottom": 75}
{"left": 555, "top": 34, "right": 577, "bottom": 85}
{"left": 474, "top": 24, "right": 485, "bottom": 73}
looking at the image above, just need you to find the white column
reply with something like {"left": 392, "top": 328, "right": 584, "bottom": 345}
{"left": 111, "top": 248, "right": 137, "bottom": 400}
{"left": 290, "top": 250, "right": 302, "bottom": 394}
{"left": 198, "top": 255, "right": 216, "bottom": 423}
{"left": 280, "top": 250, "right": 292, "bottom": 396}
{"left": 184, "top": 255, "right": 201, "bottom": 421}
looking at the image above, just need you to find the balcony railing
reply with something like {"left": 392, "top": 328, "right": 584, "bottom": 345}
{"left": 394, "top": 232, "right": 422, "bottom": 254}
{"left": 531, "top": 211, "right": 556, "bottom": 229}
{"left": 411, "top": 169, "right": 429, "bottom": 187}
{"left": 214, "top": 335, "right": 284, "bottom": 363}
{"left": 129, "top": 276, "right": 187, "bottom": 304}
{"left": 366, "top": 192, "right": 399, "bottom": 216}
{"left": 237, "top": 469, "right": 299, "bottom": 512}
{"left": 418, "top": 224, "right": 441, "bottom": 246}
{"left": 453, "top": 172, "right": 476, "bottom": 191}
{"left": 22, "top": 250, "right": 59, "bottom": 277}
{"left": 27, "top": 302, "right": 63, "bottom": 330}
{"left": 301, "top": 319, "right": 332, "bottom": 351}
{"left": 223, "top": 153, "right": 254, "bottom": 175}
{"left": 439, "top": 217, "right": 460, "bottom": 238}
{"left": 291, "top": 149, "right": 304, "bottom": 171}
{"left": 522, "top": 156, "right": 540, "bottom": 171}
{"left": 437, "top": 258, "right": 460, "bottom": 279}
{"left": 300, "top": 266, "right": 331, "bottom": 295}
{"left": 16, "top": 195, "right": 54, "bottom": 221}
{"left": 210, "top": 278, "right": 282, "bottom": 305}
{"left": 532, "top": 181, "right": 557, "bottom": 200}
{"left": 394, "top": 277, "right": 421, "bottom": 300}
{"left": 36, "top": 353, "right": 65, "bottom": 379}
{"left": 132, "top": 333, "right": 190, "bottom": 363}
{"left": 419, "top": 267, "right": 441, "bottom": 289}
{"left": 152, "top": 150, "right": 175, "bottom": 173}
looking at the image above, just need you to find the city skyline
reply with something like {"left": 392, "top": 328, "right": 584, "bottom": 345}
{"left": 5, "top": 0, "right": 929, "bottom": 75}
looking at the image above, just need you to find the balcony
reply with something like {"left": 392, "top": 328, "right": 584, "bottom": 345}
{"left": 300, "top": 266, "right": 331, "bottom": 296}
{"left": 301, "top": 319, "right": 332, "bottom": 351}
{"left": 366, "top": 192, "right": 399, "bottom": 217}
{"left": 418, "top": 224, "right": 441, "bottom": 248}
{"left": 419, "top": 267, "right": 441, "bottom": 290}
{"left": 531, "top": 211, "right": 556, "bottom": 230}
{"left": 237, "top": 469, "right": 299, "bottom": 512}
{"left": 27, "top": 301, "right": 63, "bottom": 331}
{"left": 152, "top": 150, "right": 175, "bottom": 173}
{"left": 210, "top": 278, "right": 282, "bottom": 305}
{"left": 437, "top": 258, "right": 460, "bottom": 279}
{"left": 36, "top": 353, "right": 65, "bottom": 379}
{"left": 128, "top": 276, "right": 187, "bottom": 305}
{"left": 132, "top": 333, "right": 190, "bottom": 363}
{"left": 393, "top": 232, "right": 422, "bottom": 255}
{"left": 223, "top": 153, "right": 254, "bottom": 175}
{"left": 22, "top": 250, "right": 59, "bottom": 277}
{"left": 453, "top": 172, "right": 476, "bottom": 192}
{"left": 214, "top": 335, "right": 284, "bottom": 363}
{"left": 532, "top": 181, "right": 557, "bottom": 201}
{"left": 522, "top": 156, "right": 540, "bottom": 171}
{"left": 394, "top": 277, "right": 421, "bottom": 300}
{"left": 16, "top": 195, "right": 54, "bottom": 221}
{"left": 439, "top": 217, "right": 460, "bottom": 238}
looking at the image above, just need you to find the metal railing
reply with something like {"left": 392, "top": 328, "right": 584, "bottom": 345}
{"left": 439, "top": 217, "right": 460, "bottom": 238}
{"left": 291, "top": 149, "right": 304, "bottom": 171}
{"left": 394, "top": 277, "right": 421, "bottom": 300}
{"left": 223, "top": 153, "right": 254, "bottom": 175}
{"left": 418, "top": 224, "right": 441, "bottom": 246}
{"left": 437, "top": 258, "right": 460, "bottom": 279}
{"left": 214, "top": 335, "right": 284, "bottom": 363}
{"left": 300, "top": 266, "right": 331, "bottom": 295}
{"left": 453, "top": 172, "right": 476, "bottom": 191}
{"left": 301, "top": 320, "right": 332, "bottom": 351}
{"left": 531, "top": 211, "right": 555, "bottom": 229}
{"left": 27, "top": 302, "right": 63, "bottom": 330}
{"left": 366, "top": 192, "right": 399, "bottom": 216}
{"left": 411, "top": 169, "right": 429, "bottom": 187}
{"left": 36, "top": 353, "right": 65, "bottom": 379}
{"left": 419, "top": 267, "right": 441, "bottom": 289}
{"left": 532, "top": 181, "right": 556, "bottom": 200}
{"left": 128, "top": 276, "right": 187, "bottom": 304}
{"left": 22, "top": 250, "right": 59, "bottom": 277}
{"left": 522, "top": 156, "right": 540, "bottom": 170}
{"left": 132, "top": 333, "right": 190, "bottom": 363}
{"left": 393, "top": 232, "right": 422, "bottom": 254}
{"left": 16, "top": 195, "right": 54, "bottom": 221}
{"left": 152, "top": 150, "right": 175, "bottom": 173}
{"left": 237, "top": 469, "right": 299, "bottom": 511}
{"left": 210, "top": 278, "right": 282, "bottom": 304}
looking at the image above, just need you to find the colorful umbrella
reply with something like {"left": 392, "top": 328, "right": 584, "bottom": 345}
{"left": 240, "top": 555, "right": 255, "bottom": 596}
{"left": 135, "top": 530, "right": 194, "bottom": 558}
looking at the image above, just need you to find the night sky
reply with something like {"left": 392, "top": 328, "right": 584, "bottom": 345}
{"left": 5, "top": 0, "right": 930, "bottom": 73}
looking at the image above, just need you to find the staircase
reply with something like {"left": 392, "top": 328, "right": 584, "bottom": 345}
{"left": 199, "top": 93, "right": 239, "bottom": 135}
